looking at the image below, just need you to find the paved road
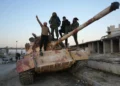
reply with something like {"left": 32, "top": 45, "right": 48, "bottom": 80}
{"left": 0, "top": 63, "right": 16, "bottom": 75}
{"left": 0, "top": 62, "right": 16, "bottom": 81}
{"left": 0, "top": 63, "right": 84, "bottom": 86}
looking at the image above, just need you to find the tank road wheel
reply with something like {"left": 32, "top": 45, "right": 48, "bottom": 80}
{"left": 19, "top": 71, "right": 34, "bottom": 85}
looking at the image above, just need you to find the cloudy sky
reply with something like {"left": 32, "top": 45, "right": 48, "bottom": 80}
{"left": 0, "top": 0, "right": 119, "bottom": 48}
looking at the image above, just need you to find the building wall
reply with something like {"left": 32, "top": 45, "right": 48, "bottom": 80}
{"left": 79, "top": 24, "right": 120, "bottom": 54}
{"left": 107, "top": 24, "right": 120, "bottom": 37}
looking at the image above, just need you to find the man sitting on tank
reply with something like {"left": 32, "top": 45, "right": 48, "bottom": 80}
{"left": 31, "top": 33, "right": 41, "bottom": 51}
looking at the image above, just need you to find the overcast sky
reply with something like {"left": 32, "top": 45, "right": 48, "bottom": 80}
{"left": 0, "top": 0, "right": 120, "bottom": 48}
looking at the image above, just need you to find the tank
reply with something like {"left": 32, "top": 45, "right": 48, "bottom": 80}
{"left": 16, "top": 2, "right": 119, "bottom": 85}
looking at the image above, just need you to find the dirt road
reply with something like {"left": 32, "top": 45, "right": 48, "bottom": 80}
{"left": 0, "top": 63, "right": 84, "bottom": 86}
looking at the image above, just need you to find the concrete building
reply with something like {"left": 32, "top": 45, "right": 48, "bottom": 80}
{"left": 78, "top": 24, "right": 120, "bottom": 54}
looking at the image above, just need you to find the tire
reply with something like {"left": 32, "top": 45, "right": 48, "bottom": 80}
{"left": 19, "top": 71, "right": 34, "bottom": 85}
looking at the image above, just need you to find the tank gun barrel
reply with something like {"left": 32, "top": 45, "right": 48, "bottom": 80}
{"left": 52, "top": 2, "right": 119, "bottom": 49}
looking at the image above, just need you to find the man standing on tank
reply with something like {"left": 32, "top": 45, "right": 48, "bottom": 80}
{"left": 71, "top": 17, "right": 79, "bottom": 47}
{"left": 36, "top": 15, "right": 51, "bottom": 56}
{"left": 49, "top": 12, "right": 61, "bottom": 40}
{"left": 59, "top": 16, "right": 70, "bottom": 47}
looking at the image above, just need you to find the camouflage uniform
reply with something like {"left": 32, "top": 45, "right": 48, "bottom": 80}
{"left": 71, "top": 19, "right": 79, "bottom": 46}
{"left": 49, "top": 15, "right": 61, "bottom": 40}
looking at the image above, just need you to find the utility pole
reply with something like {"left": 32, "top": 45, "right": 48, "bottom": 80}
{"left": 16, "top": 41, "right": 18, "bottom": 53}
{"left": 82, "top": 40, "right": 84, "bottom": 43}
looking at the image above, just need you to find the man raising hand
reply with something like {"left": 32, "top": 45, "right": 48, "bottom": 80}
{"left": 36, "top": 15, "right": 50, "bottom": 56}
